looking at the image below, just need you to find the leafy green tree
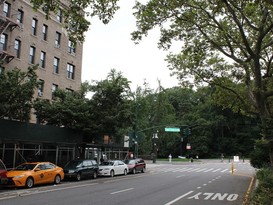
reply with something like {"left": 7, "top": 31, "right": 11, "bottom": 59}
{"left": 0, "top": 64, "right": 38, "bottom": 121}
{"left": 34, "top": 83, "right": 90, "bottom": 130}
{"left": 132, "top": 0, "right": 273, "bottom": 166}
{"left": 88, "top": 69, "right": 132, "bottom": 143}
{"left": 34, "top": 69, "right": 132, "bottom": 143}
{"left": 250, "top": 139, "right": 270, "bottom": 169}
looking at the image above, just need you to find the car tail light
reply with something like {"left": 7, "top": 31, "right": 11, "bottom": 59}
{"left": 0, "top": 170, "right": 7, "bottom": 178}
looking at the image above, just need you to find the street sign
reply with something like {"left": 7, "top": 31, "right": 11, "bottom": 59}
{"left": 186, "top": 143, "right": 191, "bottom": 150}
{"left": 165, "top": 127, "right": 180, "bottom": 132}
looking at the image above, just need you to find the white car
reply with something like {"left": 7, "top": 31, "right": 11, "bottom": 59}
{"left": 99, "top": 160, "right": 128, "bottom": 177}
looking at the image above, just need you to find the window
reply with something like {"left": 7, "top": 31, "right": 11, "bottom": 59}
{"left": 55, "top": 32, "right": 61, "bottom": 48}
{"left": 32, "top": 18, "right": 38, "bottom": 36}
{"left": 67, "top": 63, "right": 75, "bottom": 79}
{"left": 57, "top": 9, "right": 62, "bottom": 23}
{"left": 53, "top": 57, "right": 60, "bottom": 74}
{"left": 37, "top": 79, "right": 44, "bottom": 97}
{"left": 17, "top": 9, "right": 24, "bottom": 24}
{"left": 0, "top": 34, "right": 7, "bottom": 50}
{"left": 3, "top": 2, "right": 10, "bottom": 17}
{"left": 68, "top": 40, "right": 76, "bottom": 54}
{"left": 66, "top": 88, "right": 74, "bottom": 93}
{"left": 42, "top": 24, "right": 48, "bottom": 41}
{"left": 14, "top": 39, "right": 21, "bottom": 58}
{"left": 52, "top": 84, "right": 58, "bottom": 99}
{"left": 29, "top": 46, "right": 36, "bottom": 64}
{"left": 40, "top": 51, "right": 46, "bottom": 68}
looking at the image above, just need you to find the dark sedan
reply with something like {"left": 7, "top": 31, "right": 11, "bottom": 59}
{"left": 63, "top": 159, "right": 99, "bottom": 181}
{"left": 124, "top": 158, "right": 146, "bottom": 174}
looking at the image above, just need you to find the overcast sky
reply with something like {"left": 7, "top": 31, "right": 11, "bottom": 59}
{"left": 81, "top": 0, "right": 180, "bottom": 90}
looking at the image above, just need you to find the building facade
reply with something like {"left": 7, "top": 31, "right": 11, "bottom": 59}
{"left": 0, "top": 0, "right": 83, "bottom": 123}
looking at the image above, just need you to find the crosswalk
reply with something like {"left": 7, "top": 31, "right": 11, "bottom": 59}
{"left": 149, "top": 167, "right": 234, "bottom": 174}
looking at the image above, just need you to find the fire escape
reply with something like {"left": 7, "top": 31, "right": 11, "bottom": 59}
{"left": 0, "top": 1, "right": 20, "bottom": 63}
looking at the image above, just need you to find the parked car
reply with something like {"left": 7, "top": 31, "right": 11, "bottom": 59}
{"left": 124, "top": 158, "right": 146, "bottom": 174}
{"left": 63, "top": 159, "right": 99, "bottom": 181}
{"left": 99, "top": 160, "right": 128, "bottom": 177}
{"left": 1, "top": 162, "right": 64, "bottom": 188}
{"left": 0, "top": 159, "right": 7, "bottom": 183}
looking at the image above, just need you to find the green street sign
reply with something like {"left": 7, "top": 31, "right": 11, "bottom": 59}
{"left": 165, "top": 127, "right": 180, "bottom": 132}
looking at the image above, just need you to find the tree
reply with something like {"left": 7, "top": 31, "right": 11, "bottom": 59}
{"left": 30, "top": 0, "right": 120, "bottom": 42}
{"left": 0, "top": 64, "right": 38, "bottom": 121}
{"left": 34, "top": 83, "right": 90, "bottom": 130}
{"left": 131, "top": 0, "right": 273, "bottom": 167}
{"left": 34, "top": 69, "right": 132, "bottom": 147}
{"left": 88, "top": 69, "right": 132, "bottom": 143}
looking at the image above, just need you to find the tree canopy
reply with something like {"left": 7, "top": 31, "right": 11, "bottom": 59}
{"left": 25, "top": 0, "right": 273, "bottom": 164}
{"left": 0, "top": 64, "right": 38, "bottom": 121}
{"left": 34, "top": 69, "right": 132, "bottom": 144}
{"left": 30, "top": 0, "right": 120, "bottom": 42}
{"left": 30, "top": 0, "right": 273, "bottom": 130}
{"left": 130, "top": 0, "right": 273, "bottom": 165}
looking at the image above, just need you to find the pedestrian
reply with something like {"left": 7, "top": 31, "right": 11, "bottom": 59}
{"left": 168, "top": 154, "right": 172, "bottom": 162}
{"left": 221, "top": 153, "right": 224, "bottom": 162}
{"left": 100, "top": 156, "right": 104, "bottom": 164}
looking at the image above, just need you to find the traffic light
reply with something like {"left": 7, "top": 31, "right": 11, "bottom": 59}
{"left": 182, "top": 128, "right": 191, "bottom": 136}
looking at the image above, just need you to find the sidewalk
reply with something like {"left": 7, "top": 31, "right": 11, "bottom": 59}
{"left": 145, "top": 159, "right": 250, "bottom": 165}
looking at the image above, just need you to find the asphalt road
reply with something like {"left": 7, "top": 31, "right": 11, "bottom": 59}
{"left": 0, "top": 160, "right": 255, "bottom": 205}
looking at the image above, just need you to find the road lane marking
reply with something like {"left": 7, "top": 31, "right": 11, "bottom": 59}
{"left": 221, "top": 169, "right": 228, "bottom": 172}
{"left": 188, "top": 168, "right": 202, "bottom": 172}
{"left": 212, "top": 168, "right": 221, "bottom": 172}
{"left": 110, "top": 188, "right": 134, "bottom": 195}
{"left": 176, "top": 175, "right": 185, "bottom": 178}
{"left": 242, "top": 176, "right": 254, "bottom": 205}
{"left": 164, "top": 191, "right": 194, "bottom": 205}
{"left": 196, "top": 168, "right": 208, "bottom": 172}
{"left": 0, "top": 196, "right": 17, "bottom": 201}
{"left": 204, "top": 168, "right": 214, "bottom": 172}
{"left": 187, "top": 192, "right": 239, "bottom": 201}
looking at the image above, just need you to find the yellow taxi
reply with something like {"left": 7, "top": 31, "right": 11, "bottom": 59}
{"left": 1, "top": 162, "right": 64, "bottom": 188}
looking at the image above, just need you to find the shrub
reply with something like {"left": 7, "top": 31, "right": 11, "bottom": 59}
{"left": 248, "top": 168, "right": 273, "bottom": 205}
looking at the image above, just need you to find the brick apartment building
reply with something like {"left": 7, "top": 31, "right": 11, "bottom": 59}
{"left": 0, "top": 0, "right": 83, "bottom": 123}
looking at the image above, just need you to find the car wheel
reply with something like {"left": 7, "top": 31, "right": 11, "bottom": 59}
{"left": 25, "top": 177, "right": 34, "bottom": 188}
{"left": 142, "top": 167, "right": 146, "bottom": 173}
{"left": 110, "top": 170, "right": 114, "bottom": 177}
{"left": 124, "top": 169, "right": 127, "bottom": 176}
{"left": 93, "top": 171, "right": 97, "bottom": 179}
{"left": 132, "top": 168, "right": 136, "bottom": 174}
{"left": 54, "top": 174, "right": 61, "bottom": 184}
{"left": 76, "top": 172, "right": 81, "bottom": 181}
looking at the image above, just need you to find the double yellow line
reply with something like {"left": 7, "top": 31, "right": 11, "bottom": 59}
{"left": 242, "top": 176, "right": 255, "bottom": 205}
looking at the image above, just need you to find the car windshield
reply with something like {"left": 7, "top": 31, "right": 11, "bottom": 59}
{"left": 0, "top": 160, "right": 6, "bottom": 170}
{"left": 100, "top": 161, "right": 114, "bottom": 166}
{"left": 15, "top": 163, "right": 37, "bottom": 171}
{"left": 124, "top": 160, "right": 135, "bottom": 165}
{"left": 64, "top": 160, "right": 82, "bottom": 168}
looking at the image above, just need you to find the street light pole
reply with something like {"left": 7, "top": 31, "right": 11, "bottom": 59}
{"left": 152, "top": 131, "right": 158, "bottom": 163}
